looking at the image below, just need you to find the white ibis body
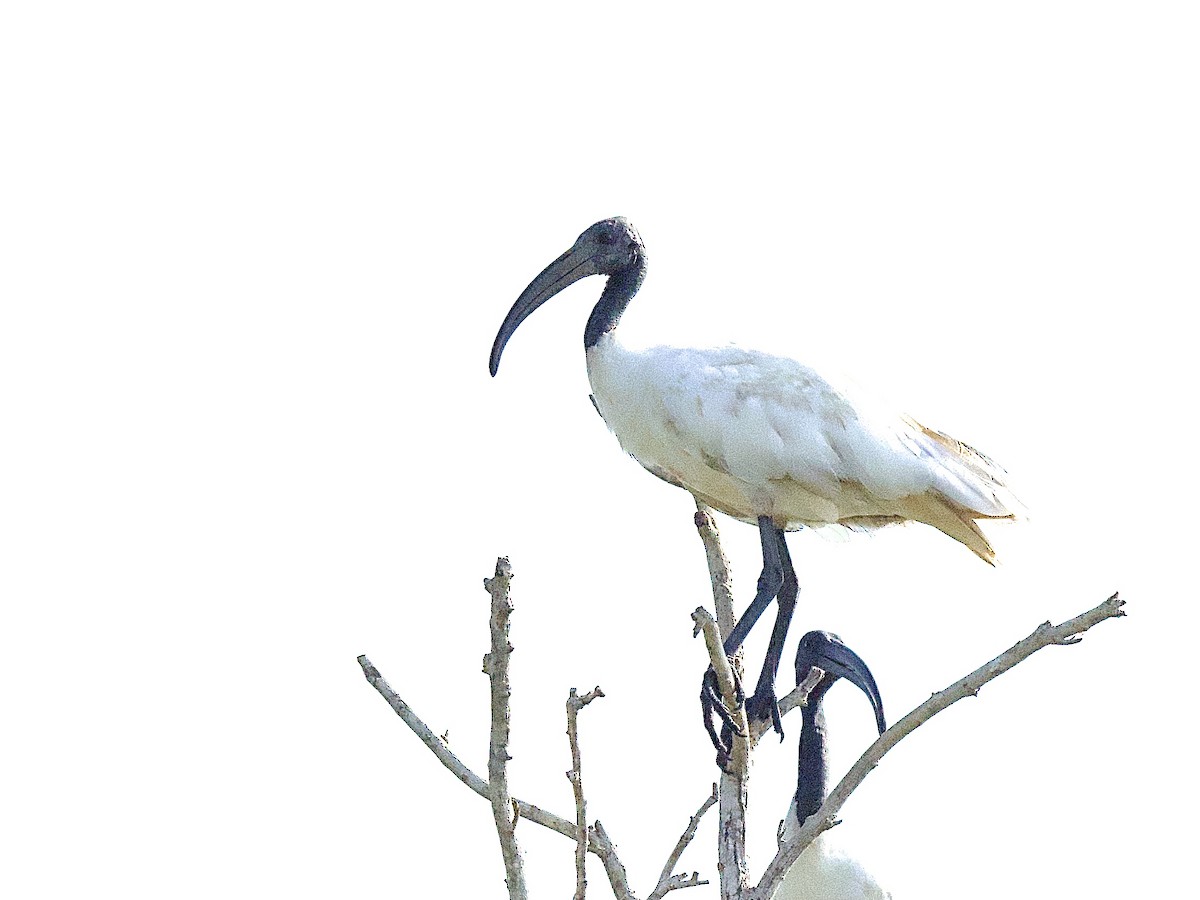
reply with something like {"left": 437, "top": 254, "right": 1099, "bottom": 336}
{"left": 489, "top": 218, "right": 1019, "bottom": 749}
{"left": 775, "top": 831, "right": 890, "bottom": 900}
{"left": 778, "top": 631, "right": 890, "bottom": 900}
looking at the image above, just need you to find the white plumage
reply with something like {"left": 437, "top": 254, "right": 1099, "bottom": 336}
{"left": 777, "top": 807, "right": 891, "bottom": 900}
{"left": 587, "top": 333, "right": 1018, "bottom": 563}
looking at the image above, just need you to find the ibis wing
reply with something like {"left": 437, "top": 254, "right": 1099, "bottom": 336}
{"left": 587, "top": 340, "right": 1019, "bottom": 559}
{"left": 647, "top": 346, "right": 947, "bottom": 506}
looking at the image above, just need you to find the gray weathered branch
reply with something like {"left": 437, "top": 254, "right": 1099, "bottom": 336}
{"left": 589, "top": 821, "right": 636, "bottom": 900}
{"left": 567, "top": 686, "right": 605, "bottom": 900}
{"left": 358, "top": 656, "right": 489, "bottom": 795}
{"left": 482, "top": 558, "right": 528, "bottom": 900}
{"left": 691, "top": 605, "right": 751, "bottom": 896}
{"left": 692, "top": 506, "right": 753, "bottom": 899}
{"left": 693, "top": 503, "right": 736, "bottom": 639}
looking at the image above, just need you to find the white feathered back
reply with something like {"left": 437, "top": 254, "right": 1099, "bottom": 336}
{"left": 587, "top": 335, "right": 1020, "bottom": 562}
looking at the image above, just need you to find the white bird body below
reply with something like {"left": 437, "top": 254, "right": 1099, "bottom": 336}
{"left": 586, "top": 332, "right": 1018, "bottom": 562}
{"left": 776, "top": 802, "right": 891, "bottom": 900}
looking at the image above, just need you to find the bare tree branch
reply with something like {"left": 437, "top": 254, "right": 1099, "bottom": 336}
{"left": 693, "top": 502, "right": 736, "bottom": 639}
{"left": 751, "top": 667, "right": 823, "bottom": 747}
{"left": 358, "top": 656, "right": 490, "bottom": 794}
{"left": 647, "top": 784, "right": 718, "bottom": 900}
{"left": 748, "top": 591, "right": 1127, "bottom": 900}
{"left": 567, "top": 686, "right": 606, "bottom": 900}
{"left": 652, "top": 873, "right": 710, "bottom": 897}
{"left": 716, "top": 743, "right": 749, "bottom": 896}
{"left": 589, "top": 820, "right": 637, "bottom": 900}
{"left": 691, "top": 606, "right": 751, "bottom": 897}
{"left": 482, "top": 558, "right": 528, "bottom": 900}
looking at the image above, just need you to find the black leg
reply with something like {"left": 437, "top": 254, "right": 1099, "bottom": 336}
{"left": 720, "top": 516, "right": 784, "bottom": 655}
{"left": 701, "top": 516, "right": 788, "bottom": 763}
{"left": 745, "top": 528, "right": 798, "bottom": 737}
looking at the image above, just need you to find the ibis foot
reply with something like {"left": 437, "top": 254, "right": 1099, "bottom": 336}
{"left": 701, "top": 668, "right": 786, "bottom": 769}
{"left": 745, "top": 688, "right": 783, "bottom": 740}
{"left": 700, "top": 665, "right": 745, "bottom": 767}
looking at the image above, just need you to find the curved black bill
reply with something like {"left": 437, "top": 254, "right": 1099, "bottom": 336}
{"left": 489, "top": 244, "right": 598, "bottom": 376}
{"left": 804, "top": 637, "right": 887, "bottom": 735}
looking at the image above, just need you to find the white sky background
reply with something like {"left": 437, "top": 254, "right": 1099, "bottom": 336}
{"left": 3, "top": 2, "right": 1197, "bottom": 898}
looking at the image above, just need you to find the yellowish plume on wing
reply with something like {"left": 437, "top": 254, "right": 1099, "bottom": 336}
{"left": 897, "top": 418, "right": 1023, "bottom": 565}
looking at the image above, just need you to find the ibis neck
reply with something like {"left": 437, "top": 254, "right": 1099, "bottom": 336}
{"left": 583, "top": 252, "right": 646, "bottom": 349}
{"left": 794, "top": 698, "right": 830, "bottom": 825}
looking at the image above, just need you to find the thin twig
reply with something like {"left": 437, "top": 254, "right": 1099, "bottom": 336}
{"left": 358, "top": 656, "right": 490, "bottom": 795}
{"left": 750, "top": 667, "right": 824, "bottom": 747}
{"left": 482, "top": 558, "right": 527, "bottom": 900}
{"left": 749, "top": 591, "right": 1126, "bottom": 900}
{"left": 652, "top": 873, "right": 709, "bottom": 897}
{"left": 567, "top": 686, "right": 605, "bottom": 900}
{"left": 647, "top": 784, "right": 718, "bottom": 900}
